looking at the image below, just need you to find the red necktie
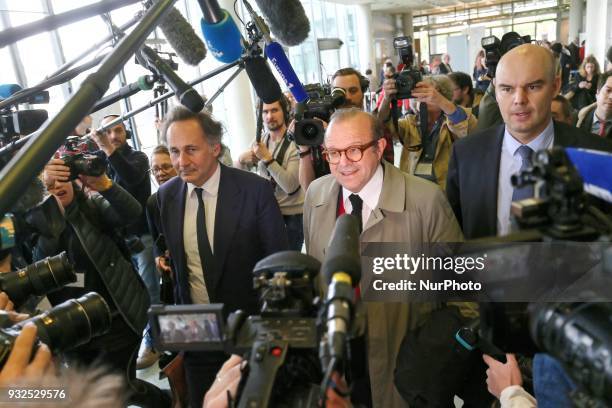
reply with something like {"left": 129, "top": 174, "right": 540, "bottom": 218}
{"left": 599, "top": 121, "right": 606, "bottom": 137}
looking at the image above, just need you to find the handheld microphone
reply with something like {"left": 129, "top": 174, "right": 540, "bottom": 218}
{"left": 253, "top": 0, "right": 311, "bottom": 47}
{"left": 197, "top": 0, "right": 243, "bottom": 63}
{"left": 145, "top": 1, "right": 207, "bottom": 66}
{"left": 244, "top": 56, "right": 282, "bottom": 104}
{"left": 140, "top": 46, "right": 204, "bottom": 112}
{"left": 265, "top": 42, "right": 308, "bottom": 103}
{"left": 90, "top": 75, "right": 156, "bottom": 113}
{"left": 322, "top": 214, "right": 362, "bottom": 360}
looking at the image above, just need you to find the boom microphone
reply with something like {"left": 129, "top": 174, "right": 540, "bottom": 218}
{"left": 253, "top": 0, "right": 311, "bottom": 47}
{"left": 140, "top": 46, "right": 205, "bottom": 112}
{"left": 197, "top": 0, "right": 243, "bottom": 63}
{"left": 244, "top": 56, "right": 282, "bottom": 104}
{"left": 321, "top": 215, "right": 361, "bottom": 360}
{"left": 146, "top": 1, "right": 207, "bottom": 66}
{"left": 90, "top": 75, "right": 156, "bottom": 113}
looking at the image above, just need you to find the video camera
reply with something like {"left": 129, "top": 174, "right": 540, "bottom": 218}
{"left": 481, "top": 32, "right": 531, "bottom": 78}
{"left": 292, "top": 84, "right": 346, "bottom": 146}
{"left": 455, "top": 147, "right": 612, "bottom": 407}
{"left": 0, "top": 292, "right": 112, "bottom": 368}
{"left": 392, "top": 36, "right": 423, "bottom": 99}
{"left": 0, "top": 84, "right": 50, "bottom": 145}
{"left": 56, "top": 136, "right": 106, "bottom": 180}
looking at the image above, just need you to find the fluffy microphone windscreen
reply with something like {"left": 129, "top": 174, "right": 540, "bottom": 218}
{"left": 254, "top": 0, "right": 310, "bottom": 47}
{"left": 199, "top": 9, "right": 243, "bottom": 63}
{"left": 157, "top": 5, "right": 207, "bottom": 65}
{"left": 244, "top": 56, "right": 282, "bottom": 104}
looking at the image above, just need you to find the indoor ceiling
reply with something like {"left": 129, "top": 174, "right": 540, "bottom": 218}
{"left": 328, "top": 0, "right": 515, "bottom": 15}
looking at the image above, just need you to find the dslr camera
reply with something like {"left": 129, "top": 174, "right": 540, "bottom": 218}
{"left": 292, "top": 84, "right": 346, "bottom": 146}
{"left": 481, "top": 32, "right": 531, "bottom": 78}
{"left": 392, "top": 36, "right": 423, "bottom": 99}
{"left": 57, "top": 136, "right": 106, "bottom": 180}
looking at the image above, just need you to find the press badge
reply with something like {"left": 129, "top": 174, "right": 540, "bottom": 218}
{"left": 414, "top": 163, "right": 433, "bottom": 176}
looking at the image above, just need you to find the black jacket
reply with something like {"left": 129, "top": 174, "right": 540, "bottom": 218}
{"left": 33, "top": 184, "right": 150, "bottom": 335}
{"left": 156, "top": 164, "right": 288, "bottom": 315}
{"left": 96, "top": 143, "right": 151, "bottom": 236}
{"left": 578, "top": 105, "right": 612, "bottom": 139}
{"left": 446, "top": 121, "right": 612, "bottom": 239}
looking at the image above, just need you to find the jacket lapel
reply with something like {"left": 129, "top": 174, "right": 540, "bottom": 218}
{"left": 163, "top": 179, "right": 190, "bottom": 303}
{"left": 481, "top": 126, "right": 504, "bottom": 234}
{"left": 211, "top": 165, "right": 242, "bottom": 291}
{"left": 311, "top": 178, "right": 340, "bottom": 257}
{"left": 366, "top": 161, "right": 405, "bottom": 231}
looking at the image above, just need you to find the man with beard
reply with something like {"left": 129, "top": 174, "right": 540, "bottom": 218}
{"left": 297, "top": 67, "right": 394, "bottom": 192}
{"left": 238, "top": 95, "right": 305, "bottom": 250}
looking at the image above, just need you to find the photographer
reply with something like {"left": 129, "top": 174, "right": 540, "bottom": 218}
{"left": 36, "top": 160, "right": 169, "bottom": 408}
{"left": 377, "top": 75, "right": 477, "bottom": 190}
{"left": 90, "top": 115, "right": 160, "bottom": 367}
{"left": 297, "top": 68, "right": 394, "bottom": 193}
{"left": 237, "top": 95, "right": 304, "bottom": 250}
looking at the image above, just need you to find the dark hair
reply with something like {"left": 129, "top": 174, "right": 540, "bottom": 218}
{"left": 448, "top": 72, "right": 473, "bottom": 93}
{"left": 552, "top": 94, "right": 572, "bottom": 119}
{"left": 257, "top": 94, "right": 291, "bottom": 125}
{"left": 152, "top": 144, "right": 170, "bottom": 156}
{"left": 365, "top": 68, "right": 372, "bottom": 75}
{"left": 597, "top": 70, "right": 612, "bottom": 92}
{"left": 332, "top": 67, "right": 369, "bottom": 92}
{"left": 161, "top": 106, "right": 223, "bottom": 145}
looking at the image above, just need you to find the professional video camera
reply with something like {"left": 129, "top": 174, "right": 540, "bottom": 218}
{"left": 0, "top": 292, "right": 112, "bottom": 368}
{"left": 56, "top": 136, "right": 106, "bottom": 180}
{"left": 392, "top": 36, "right": 423, "bottom": 99}
{"left": 0, "top": 252, "right": 76, "bottom": 306}
{"left": 0, "top": 85, "right": 49, "bottom": 145}
{"left": 455, "top": 147, "right": 612, "bottom": 407}
{"left": 149, "top": 215, "right": 363, "bottom": 407}
{"left": 481, "top": 32, "right": 531, "bottom": 78}
{"left": 292, "top": 84, "right": 346, "bottom": 146}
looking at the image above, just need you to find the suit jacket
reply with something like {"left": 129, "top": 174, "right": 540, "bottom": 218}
{"left": 577, "top": 104, "right": 612, "bottom": 139}
{"left": 304, "top": 161, "right": 471, "bottom": 408}
{"left": 156, "top": 164, "right": 288, "bottom": 314}
{"left": 446, "top": 121, "right": 612, "bottom": 239}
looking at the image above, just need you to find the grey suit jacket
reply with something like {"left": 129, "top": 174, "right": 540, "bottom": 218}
{"left": 304, "top": 161, "right": 469, "bottom": 408}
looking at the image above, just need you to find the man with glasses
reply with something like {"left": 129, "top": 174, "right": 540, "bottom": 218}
{"left": 303, "top": 108, "right": 466, "bottom": 408}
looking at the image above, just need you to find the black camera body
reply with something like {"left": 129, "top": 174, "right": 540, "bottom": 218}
{"left": 481, "top": 32, "right": 531, "bottom": 78}
{"left": 392, "top": 36, "right": 423, "bottom": 99}
{"left": 0, "top": 109, "right": 48, "bottom": 144}
{"left": 58, "top": 136, "right": 106, "bottom": 180}
{"left": 293, "top": 84, "right": 346, "bottom": 146}
{"left": 149, "top": 251, "right": 324, "bottom": 407}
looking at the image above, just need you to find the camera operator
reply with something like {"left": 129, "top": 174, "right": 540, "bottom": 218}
{"left": 36, "top": 162, "right": 169, "bottom": 407}
{"left": 297, "top": 68, "right": 394, "bottom": 193}
{"left": 377, "top": 75, "right": 477, "bottom": 190}
{"left": 237, "top": 95, "right": 305, "bottom": 250}
{"left": 89, "top": 115, "right": 160, "bottom": 367}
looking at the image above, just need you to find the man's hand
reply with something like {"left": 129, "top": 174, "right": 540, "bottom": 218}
{"left": 483, "top": 353, "right": 522, "bottom": 399}
{"left": 238, "top": 150, "right": 258, "bottom": 167}
{"left": 382, "top": 77, "right": 398, "bottom": 102}
{"left": 155, "top": 255, "right": 172, "bottom": 274}
{"left": 43, "top": 159, "right": 71, "bottom": 187}
{"left": 324, "top": 372, "right": 352, "bottom": 408}
{"left": 411, "top": 81, "right": 456, "bottom": 114}
{"left": 89, "top": 130, "right": 115, "bottom": 156}
{"left": 203, "top": 355, "right": 244, "bottom": 408}
{"left": 252, "top": 142, "right": 273, "bottom": 162}
{"left": 79, "top": 174, "right": 112, "bottom": 192}
{"left": 0, "top": 292, "right": 14, "bottom": 311}
{"left": 0, "top": 323, "right": 52, "bottom": 384}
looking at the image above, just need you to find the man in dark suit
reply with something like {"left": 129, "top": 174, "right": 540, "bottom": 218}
{"left": 156, "top": 106, "right": 288, "bottom": 408}
{"left": 577, "top": 70, "right": 612, "bottom": 139}
{"left": 447, "top": 44, "right": 612, "bottom": 240}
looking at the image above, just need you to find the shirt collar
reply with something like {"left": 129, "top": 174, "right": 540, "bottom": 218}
{"left": 593, "top": 112, "right": 612, "bottom": 125}
{"left": 342, "top": 163, "right": 384, "bottom": 211}
{"left": 186, "top": 163, "right": 221, "bottom": 198}
{"left": 503, "top": 119, "right": 554, "bottom": 156}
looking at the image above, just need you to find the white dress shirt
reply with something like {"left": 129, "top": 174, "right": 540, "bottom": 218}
{"left": 184, "top": 163, "right": 221, "bottom": 304}
{"left": 497, "top": 120, "right": 554, "bottom": 236}
{"left": 342, "top": 164, "right": 384, "bottom": 229}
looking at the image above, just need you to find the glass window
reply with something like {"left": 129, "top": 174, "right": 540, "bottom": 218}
{"left": 536, "top": 20, "right": 557, "bottom": 42}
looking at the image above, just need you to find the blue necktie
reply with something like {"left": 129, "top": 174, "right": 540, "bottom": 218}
{"left": 512, "top": 145, "right": 534, "bottom": 201}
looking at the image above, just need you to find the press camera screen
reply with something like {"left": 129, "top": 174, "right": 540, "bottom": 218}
{"left": 158, "top": 313, "right": 222, "bottom": 345}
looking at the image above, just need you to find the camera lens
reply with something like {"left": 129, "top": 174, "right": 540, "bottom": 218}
{"left": 303, "top": 124, "right": 319, "bottom": 140}
{"left": 19, "top": 292, "right": 112, "bottom": 352}
{"left": 0, "top": 252, "right": 76, "bottom": 305}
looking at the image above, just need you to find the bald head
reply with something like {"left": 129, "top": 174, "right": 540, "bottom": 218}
{"left": 493, "top": 43, "right": 561, "bottom": 144}
{"left": 497, "top": 44, "right": 557, "bottom": 82}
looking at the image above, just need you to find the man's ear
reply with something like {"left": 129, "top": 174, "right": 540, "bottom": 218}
{"left": 212, "top": 143, "right": 222, "bottom": 158}
{"left": 376, "top": 137, "right": 387, "bottom": 160}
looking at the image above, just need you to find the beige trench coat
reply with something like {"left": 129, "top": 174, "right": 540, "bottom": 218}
{"left": 303, "top": 161, "right": 469, "bottom": 408}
